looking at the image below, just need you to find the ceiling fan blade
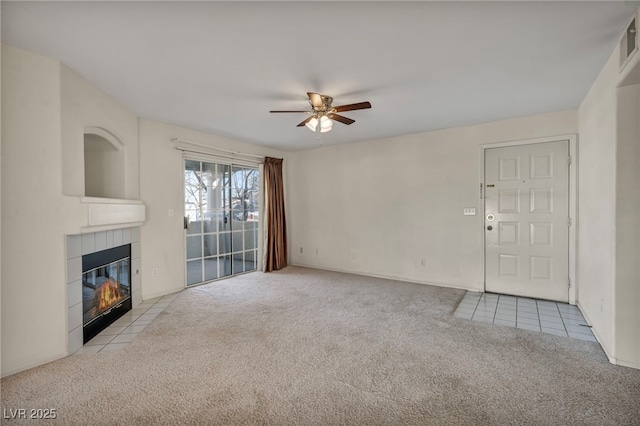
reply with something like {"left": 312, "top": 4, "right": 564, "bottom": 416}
{"left": 270, "top": 110, "right": 309, "bottom": 113}
{"left": 296, "top": 116, "right": 314, "bottom": 127}
{"left": 333, "top": 101, "right": 372, "bottom": 113}
{"left": 328, "top": 114, "right": 355, "bottom": 125}
{"left": 307, "top": 92, "right": 324, "bottom": 109}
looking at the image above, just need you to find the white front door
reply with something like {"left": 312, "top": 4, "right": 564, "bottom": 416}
{"left": 484, "top": 140, "right": 570, "bottom": 302}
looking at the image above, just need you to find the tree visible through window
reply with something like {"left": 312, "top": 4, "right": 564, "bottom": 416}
{"left": 231, "top": 167, "right": 259, "bottom": 222}
{"left": 184, "top": 159, "right": 259, "bottom": 286}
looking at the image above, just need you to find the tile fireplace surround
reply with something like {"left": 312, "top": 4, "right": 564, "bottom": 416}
{"left": 66, "top": 227, "right": 141, "bottom": 354}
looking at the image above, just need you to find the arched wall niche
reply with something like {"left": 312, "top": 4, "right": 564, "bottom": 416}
{"left": 84, "top": 126, "right": 125, "bottom": 199}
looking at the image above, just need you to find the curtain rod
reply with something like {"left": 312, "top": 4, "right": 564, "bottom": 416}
{"left": 174, "top": 147, "right": 263, "bottom": 165}
{"left": 171, "top": 137, "right": 265, "bottom": 160}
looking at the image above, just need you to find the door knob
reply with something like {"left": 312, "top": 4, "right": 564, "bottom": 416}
{"left": 487, "top": 225, "right": 493, "bottom": 231}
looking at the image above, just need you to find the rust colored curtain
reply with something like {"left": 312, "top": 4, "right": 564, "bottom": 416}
{"left": 263, "top": 157, "right": 288, "bottom": 272}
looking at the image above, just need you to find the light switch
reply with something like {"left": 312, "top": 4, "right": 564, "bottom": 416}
{"left": 463, "top": 208, "right": 476, "bottom": 216}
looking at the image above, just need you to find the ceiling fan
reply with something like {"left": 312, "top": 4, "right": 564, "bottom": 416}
{"left": 270, "top": 92, "right": 372, "bottom": 133}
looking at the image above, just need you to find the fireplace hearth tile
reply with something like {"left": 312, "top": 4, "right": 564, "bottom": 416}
{"left": 110, "top": 334, "right": 136, "bottom": 344}
{"left": 67, "top": 235, "right": 81, "bottom": 259}
{"left": 132, "top": 257, "right": 141, "bottom": 279}
{"left": 123, "top": 325, "right": 148, "bottom": 334}
{"left": 120, "top": 313, "right": 142, "bottom": 322}
{"left": 132, "top": 241, "right": 140, "bottom": 259}
{"left": 94, "top": 231, "right": 107, "bottom": 251}
{"left": 105, "top": 230, "right": 114, "bottom": 248}
{"left": 122, "top": 228, "right": 131, "bottom": 244}
{"left": 131, "top": 227, "right": 140, "bottom": 242}
{"left": 116, "top": 310, "right": 140, "bottom": 320}
{"left": 69, "top": 326, "right": 83, "bottom": 354}
{"left": 72, "top": 291, "right": 180, "bottom": 354}
{"left": 111, "top": 317, "right": 134, "bottom": 328}
{"left": 67, "top": 280, "right": 82, "bottom": 307}
{"left": 66, "top": 257, "right": 82, "bottom": 284}
{"left": 97, "top": 326, "right": 128, "bottom": 336}
{"left": 113, "top": 229, "right": 123, "bottom": 246}
{"left": 81, "top": 233, "right": 95, "bottom": 255}
{"left": 132, "top": 289, "right": 142, "bottom": 308}
{"left": 137, "top": 313, "right": 159, "bottom": 322}
{"left": 75, "top": 345, "right": 104, "bottom": 355}
{"left": 100, "top": 343, "right": 129, "bottom": 353}
{"left": 85, "top": 334, "right": 115, "bottom": 346}
{"left": 68, "top": 302, "right": 83, "bottom": 331}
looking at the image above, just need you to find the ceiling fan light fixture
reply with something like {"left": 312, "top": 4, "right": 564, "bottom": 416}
{"left": 305, "top": 117, "right": 318, "bottom": 131}
{"left": 270, "top": 92, "right": 371, "bottom": 134}
{"left": 320, "top": 115, "right": 333, "bottom": 132}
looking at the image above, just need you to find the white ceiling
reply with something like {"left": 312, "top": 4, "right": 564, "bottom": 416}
{"left": 2, "top": 1, "right": 638, "bottom": 151}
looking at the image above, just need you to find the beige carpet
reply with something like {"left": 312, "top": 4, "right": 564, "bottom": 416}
{"left": 2, "top": 266, "right": 640, "bottom": 425}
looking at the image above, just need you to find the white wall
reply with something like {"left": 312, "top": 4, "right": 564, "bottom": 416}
{"left": 61, "top": 65, "right": 139, "bottom": 199}
{"left": 577, "top": 36, "right": 640, "bottom": 368}
{"left": 287, "top": 110, "right": 578, "bottom": 290}
{"left": 138, "top": 119, "right": 285, "bottom": 300}
{"left": 577, "top": 48, "right": 619, "bottom": 358}
{"left": 1, "top": 45, "right": 67, "bottom": 376}
{"left": 614, "top": 81, "right": 640, "bottom": 368}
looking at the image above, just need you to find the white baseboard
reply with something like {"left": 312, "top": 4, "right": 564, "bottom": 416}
{"left": 288, "top": 262, "right": 483, "bottom": 293}
{"left": 615, "top": 359, "right": 640, "bottom": 369}
{"left": 576, "top": 301, "right": 617, "bottom": 364}
{"left": 141, "top": 287, "right": 184, "bottom": 303}
{"left": 1, "top": 351, "right": 68, "bottom": 379}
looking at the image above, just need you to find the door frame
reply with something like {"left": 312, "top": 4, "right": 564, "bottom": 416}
{"left": 478, "top": 134, "right": 578, "bottom": 305}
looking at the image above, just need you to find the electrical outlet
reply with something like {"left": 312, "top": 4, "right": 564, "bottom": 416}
{"left": 168, "top": 209, "right": 174, "bottom": 217}
{"left": 420, "top": 258, "right": 427, "bottom": 267}
{"left": 350, "top": 251, "right": 358, "bottom": 261}
{"left": 463, "top": 208, "right": 476, "bottom": 216}
{"left": 299, "top": 247, "right": 303, "bottom": 254}
{"left": 152, "top": 268, "right": 158, "bottom": 277}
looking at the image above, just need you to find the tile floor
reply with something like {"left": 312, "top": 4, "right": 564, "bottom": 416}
{"left": 454, "top": 292, "right": 597, "bottom": 342}
{"left": 75, "top": 293, "right": 179, "bottom": 354}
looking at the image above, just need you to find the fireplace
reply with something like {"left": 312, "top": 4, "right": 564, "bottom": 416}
{"left": 82, "top": 244, "right": 132, "bottom": 343}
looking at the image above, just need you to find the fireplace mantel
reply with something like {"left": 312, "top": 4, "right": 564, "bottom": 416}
{"left": 65, "top": 196, "right": 146, "bottom": 234}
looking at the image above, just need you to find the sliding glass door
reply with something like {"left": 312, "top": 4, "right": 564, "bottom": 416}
{"left": 184, "top": 159, "right": 259, "bottom": 286}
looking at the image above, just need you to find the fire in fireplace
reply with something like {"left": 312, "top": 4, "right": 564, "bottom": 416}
{"left": 82, "top": 244, "right": 132, "bottom": 343}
